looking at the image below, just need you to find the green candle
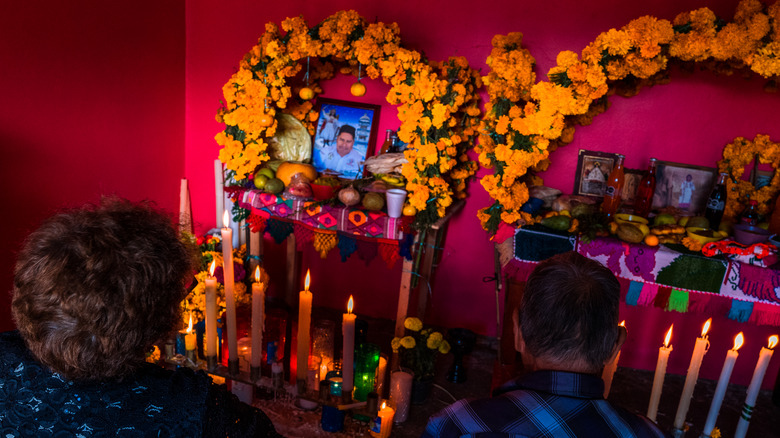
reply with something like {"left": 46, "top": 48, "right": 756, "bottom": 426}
{"left": 353, "top": 343, "right": 380, "bottom": 401}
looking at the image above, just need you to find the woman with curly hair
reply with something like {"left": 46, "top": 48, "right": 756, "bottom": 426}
{"left": 2, "top": 197, "right": 280, "bottom": 437}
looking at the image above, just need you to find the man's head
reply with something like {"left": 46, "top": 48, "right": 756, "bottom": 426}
{"left": 514, "top": 252, "right": 624, "bottom": 373}
{"left": 336, "top": 125, "right": 356, "bottom": 157}
{"left": 12, "top": 197, "right": 195, "bottom": 381}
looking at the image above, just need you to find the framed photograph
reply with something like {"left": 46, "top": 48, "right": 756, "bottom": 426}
{"left": 652, "top": 161, "right": 717, "bottom": 214}
{"left": 573, "top": 150, "right": 618, "bottom": 198}
{"left": 312, "top": 98, "right": 380, "bottom": 179}
{"left": 621, "top": 169, "right": 643, "bottom": 206}
{"left": 751, "top": 168, "right": 774, "bottom": 189}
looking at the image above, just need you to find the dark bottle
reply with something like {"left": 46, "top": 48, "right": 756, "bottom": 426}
{"left": 740, "top": 200, "right": 760, "bottom": 226}
{"left": 634, "top": 158, "right": 657, "bottom": 218}
{"left": 704, "top": 172, "right": 728, "bottom": 229}
{"left": 601, "top": 154, "right": 625, "bottom": 219}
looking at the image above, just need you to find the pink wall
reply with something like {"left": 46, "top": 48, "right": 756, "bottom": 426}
{"left": 0, "top": 1, "right": 186, "bottom": 332}
{"left": 185, "top": 0, "right": 780, "bottom": 388}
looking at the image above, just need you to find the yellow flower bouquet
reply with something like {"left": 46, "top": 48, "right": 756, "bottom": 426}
{"left": 391, "top": 317, "right": 450, "bottom": 381}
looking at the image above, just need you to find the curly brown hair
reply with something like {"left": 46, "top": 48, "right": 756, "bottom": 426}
{"left": 12, "top": 197, "right": 195, "bottom": 381}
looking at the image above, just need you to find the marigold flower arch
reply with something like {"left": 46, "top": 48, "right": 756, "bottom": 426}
{"left": 478, "top": 0, "right": 780, "bottom": 233}
{"left": 215, "top": 10, "right": 482, "bottom": 229}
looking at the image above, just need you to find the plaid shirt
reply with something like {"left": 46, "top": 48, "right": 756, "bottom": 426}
{"left": 422, "top": 370, "right": 669, "bottom": 438}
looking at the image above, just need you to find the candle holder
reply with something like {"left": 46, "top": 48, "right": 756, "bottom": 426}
{"left": 447, "top": 328, "right": 476, "bottom": 383}
{"left": 207, "top": 355, "right": 218, "bottom": 372}
{"left": 250, "top": 365, "right": 261, "bottom": 381}
{"left": 228, "top": 358, "right": 240, "bottom": 376}
{"left": 354, "top": 343, "right": 380, "bottom": 401}
{"left": 671, "top": 427, "right": 685, "bottom": 438}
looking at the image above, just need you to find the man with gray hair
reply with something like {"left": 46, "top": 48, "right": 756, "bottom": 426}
{"left": 422, "top": 251, "right": 668, "bottom": 438}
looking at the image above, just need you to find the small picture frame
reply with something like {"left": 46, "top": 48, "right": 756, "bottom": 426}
{"left": 621, "top": 169, "right": 643, "bottom": 206}
{"left": 312, "top": 98, "right": 381, "bottom": 179}
{"left": 652, "top": 161, "right": 717, "bottom": 214}
{"left": 574, "top": 150, "right": 618, "bottom": 198}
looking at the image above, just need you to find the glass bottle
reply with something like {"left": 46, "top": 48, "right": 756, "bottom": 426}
{"left": 379, "top": 129, "right": 394, "bottom": 154}
{"left": 740, "top": 200, "right": 760, "bottom": 226}
{"left": 704, "top": 172, "right": 728, "bottom": 230}
{"left": 633, "top": 158, "right": 657, "bottom": 218}
{"left": 601, "top": 154, "right": 625, "bottom": 219}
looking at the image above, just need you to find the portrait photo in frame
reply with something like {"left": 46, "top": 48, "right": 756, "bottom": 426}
{"left": 621, "top": 168, "right": 643, "bottom": 206}
{"left": 312, "top": 98, "right": 380, "bottom": 179}
{"left": 652, "top": 161, "right": 717, "bottom": 214}
{"left": 573, "top": 150, "right": 618, "bottom": 198}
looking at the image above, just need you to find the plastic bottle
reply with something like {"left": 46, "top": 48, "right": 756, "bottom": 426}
{"left": 633, "top": 158, "right": 657, "bottom": 218}
{"left": 740, "top": 200, "right": 760, "bottom": 226}
{"left": 601, "top": 154, "right": 625, "bottom": 219}
{"left": 704, "top": 172, "right": 728, "bottom": 230}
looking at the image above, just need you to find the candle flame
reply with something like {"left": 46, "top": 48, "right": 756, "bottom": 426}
{"left": 664, "top": 325, "right": 673, "bottom": 348}
{"left": 305, "top": 270, "right": 311, "bottom": 291}
{"left": 187, "top": 313, "right": 193, "bottom": 333}
{"left": 701, "top": 318, "right": 712, "bottom": 337}
{"left": 769, "top": 335, "right": 778, "bottom": 350}
{"left": 619, "top": 320, "right": 626, "bottom": 327}
{"left": 347, "top": 295, "right": 354, "bottom": 314}
{"left": 222, "top": 210, "right": 229, "bottom": 228}
{"left": 733, "top": 332, "right": 744, "bottom": 351}
{"left": 254, "top": 266, "right": 261, "bottom": 283}
{"left": 381, "top": 401, "right": 386, "bottom": 410}
{"left": 209, "top": 260, "right": 216, "bottom": 277}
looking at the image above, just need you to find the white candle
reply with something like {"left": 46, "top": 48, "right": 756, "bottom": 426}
{"left": 221, "top": 210, "right": 238, "bottom": 367}
{"left": 370, "top": 401, "right": 395, "bottom": 438}
{"left": 251, "top": 266, "right": 265, "bottom": 369}
{"left": 389, "top": 370, "right": 412, "bottom": 423}
{"left": 296, "top": 270, "right": 312, "bottom": 381}
{"left": 734, "top": 335, "right": 778, "bottom": 438}
{"left": 205, "top": 261, "right": 217, "bottom": 358}
{"left": 375, "top": 355, "right": 388, "bottom": 398}
{"left": 215, "top": 160, "right": 224, "bottom": 228}
{"left": 179, "top": 178, "right": 190, "bottom": 234}
{"left": 673, "top": 318, "right": 711, "bottom": 430}
{"left": 602, "top": 320, "right": 625, "bottom": 398}
{"left": 647, "top": 325, "right": 673, "bottom": 422}
{"left": 342, "top": 295, "right": 356, "bottom": 396}
{"left": 702, "top": 332, "right": 744, "bottom": 437}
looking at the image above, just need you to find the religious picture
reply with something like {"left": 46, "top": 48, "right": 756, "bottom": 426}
{"left": 312, "top": 98, "right": 380, "bottom": 179}
{"left": 652, "top": 161, "right": 717, "bottom": 214}
{"left": 621, "top": 169, "right": 643, "bottom": 206}
{"left": 573, "top": 150, "right": 618, "bottom": 198}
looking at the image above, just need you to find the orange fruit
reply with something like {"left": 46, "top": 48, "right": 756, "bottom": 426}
{"left": 258, "top": 113, "right": 274, "bottom": 127}
{"left": 299, "top": 87, "right": 314, "bottom": 100}
{"left": 350, "top": 81, "right": 366, "bottom": 97}
{"left": 644, "top": 234, "right": 659, "bottom": 246}
{"left": 402, "top": 204, "right": 417, "bottom": 216}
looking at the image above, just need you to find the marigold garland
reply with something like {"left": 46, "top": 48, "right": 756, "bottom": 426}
{"left": 479, "top": 0, "right": 780, "bottom": 233}
{"left": 215, "top": 10, "right": 482, "bottom": 229}
{"left": 717, "top": 134, "right": 780, "bottom": 220}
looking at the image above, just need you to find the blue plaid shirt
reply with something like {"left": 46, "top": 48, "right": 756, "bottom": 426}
{"left": 422, "top": 370, "right": 669, "bottom": 438}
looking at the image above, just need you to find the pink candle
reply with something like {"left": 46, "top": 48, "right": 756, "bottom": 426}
{"left": 734, "top": 335, "right": 778, "bottom": 438}
{"left": 702, "top": 332, "right": 743, "bottom": 436}
{"left": 342, "top": 296, "right": 356, "bottom": 396}
{"left": 205, "top": 261, "right": 218, "bottom": 358}
{"left": 251, "top": 266, "right": 265, "bottom": 369}
{"left": 296, "top": 270, "right": 312, "bottom": 381}
{"left": 221, "top": 210, "right": 238, "bottom": 368}
{"left": 673, "top": 318, "right": 711, "bottom": 430}
{"left": 647, "top": 325, "right": 673, "bottom": 422}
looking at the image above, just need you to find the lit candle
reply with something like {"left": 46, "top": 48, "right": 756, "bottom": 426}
{"left": 215, "top": 159, "right": 224, "bottom": 228}
{"left": 602, "top": 320, "right": 625, "bottom": 398}
{"left": 734, "top": 335, "right": 778, "bottom": 438}
{"left": 647, "top": 325, "right": 674, "bottom": 422}
{"left": 296, "top": 270, "right": 313, "bottom": 382}
{"left": 221, "top": 210, "right": 238, "bottom": 372}
{"left": 184, "top": 313, "right": 196, "bottom": 351}
{"left": 320, "top": 360, "right": 329, "bottom": 383}
{"left": 370, "top": 401, "right": 395, "bottom": 438}
{"left": 375, "top": 355, "right": 388, "bottom": 398}
{"left": 205, "top": 261, "right": 217, "bottom": 359}
{"left": 342, "top": 295, "right": 356, "bottom": 397}
{"left": 389, "top": 369, "right": 412, "bottom": 423}
{"left": 251, "top": 266, "right": 265, "bottom": 369}
{"left": 702, "top": 332, "right": 744, "bottom": 437}
{"left": 673, "top": 318, "right": 711, "bottom": 431}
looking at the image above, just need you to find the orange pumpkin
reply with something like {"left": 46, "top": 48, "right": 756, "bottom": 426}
{"left": 275, "top": 161, "right": 318, "bottom": 187}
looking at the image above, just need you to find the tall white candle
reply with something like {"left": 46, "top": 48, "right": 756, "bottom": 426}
{"left": 205, "top": 261, "right": 218, "bottom": 358}
{"left": 647, "top": 325, "right": 673, "bottom": 422}
{"left": 296, "top": 270, "right": 313, "bottom": 381}
{"left": 179, "top": 178, "right": 190, "bottom": 234}
{"left": 375, "top": 355, "right": 388, "bottom": 398}
{"left": 215, "top": 160, "right": 224, "bottom": 228}
{"left": 251, "top": 267, "right": 265, "bottom": 369}
{"left": 342, "top": 295, "right": 356, "bottom": 396}
{"left": 734, "top": 335, "right": 778, "bottom": 438}
{"left": 389, "top": 369, "right": 413, "bottom": 422}
{"left": 602, "top": 320, "right": 625, "bottom": 398}
{"left": 702, "top": 332, "right": 744, "bottom": 437}
{"left": 673, "top": 318, "right": 711, "bottom": 430}
{"left": 221, "top": 210, "right": 238, "bottom": 367}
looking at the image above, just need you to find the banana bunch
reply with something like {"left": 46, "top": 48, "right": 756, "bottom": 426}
{"left": 374, "top": 173, "right": 406, "bottom": 187}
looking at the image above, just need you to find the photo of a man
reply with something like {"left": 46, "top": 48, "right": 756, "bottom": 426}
{"left": 318, "top": 125, "right": 363, "bottom": 176}
{"left": 312, "top": 100, "right": 379, "bottom": 179}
